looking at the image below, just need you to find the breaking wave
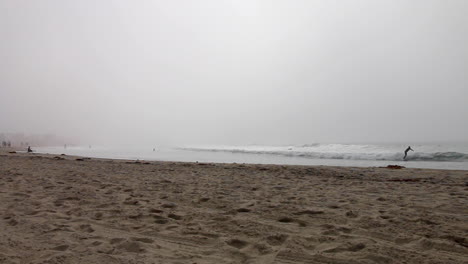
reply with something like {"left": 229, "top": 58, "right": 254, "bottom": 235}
{"left": 180, "top": 146, "right": 468, "bottom": 162}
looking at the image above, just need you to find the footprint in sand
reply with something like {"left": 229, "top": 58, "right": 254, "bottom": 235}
{"left": 78, "top": 224, "right": 94, "bottom": 233}
{"left": 91, "top": 241, "right": 103, "bottom": 246}
{"left": 93, "top": 212, "right": 103, "bottom": 220}
{"left": 226, "top": 239, "right": 248, "bottom": 249}
{"left": 266, "top": 234, "right": 288, "bottom": 246}
{"left": 153, "top": 215, "right": 169, "bottom": 224}
{"left": 253, "top": 243, "right": 273, "bottom": 255}
{"left": 131, "top": 237, "right": 154, "bottom": 244}
{"left": 123, "top": 199, "right": 139, "bottom": 205}
{"left": 149, "top": 208, "right": 164, "bottom": 213}
{"left": 116, "top": 241, "right": 146, "bottom": 253}
{"left": 6, "top": 219, "right": 18, "bottom": 226}
{"left": 110, "top": 238, "right": 125, "bottom": 245}
{"left": 51, "top": 245, "right": 69, "bottom": 251}
{"left": 161, "top": 202, "right": 177, "bottom": 208}
{"left": 278, "top": 217, "right": 307, "bottom": 227}
{"left": 293, "top": 209, "right": 324, "bottom": 216}
{"left": 278, "top": 217, "right": 295, "bottom": 223}
{"left": 323, "top": 242, "right": 366, "bottom": 253}
{"left": 345, "top": 210, "right": 359, "bottom": 218}
{"left": 167, "top": 213, "right": 183, "bottom": 220}
{"left": 93, "top": 240, "right": 115, "bottom": 254}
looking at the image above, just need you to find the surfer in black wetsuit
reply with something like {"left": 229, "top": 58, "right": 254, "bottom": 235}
{"left": 403, "top": 146, "right": 413, "bottom": 160}
{"left": 27, "top": 146, "right": 33, "bottom": 153}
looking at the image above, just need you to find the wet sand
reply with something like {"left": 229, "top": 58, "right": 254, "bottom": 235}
{"left": 0, "top": 149, "right": 467, "bottom": 263}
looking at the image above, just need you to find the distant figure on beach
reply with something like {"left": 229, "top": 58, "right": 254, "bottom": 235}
{"left": 27, "top": 146, "right": 33, "bottom": 153}
{"left": 404, "top": 146, "right": 413, "bottom": 160}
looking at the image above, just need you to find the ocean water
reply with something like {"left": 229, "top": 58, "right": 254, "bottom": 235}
{"left": 35, "top": 143, "right": 468, "bottom": 170}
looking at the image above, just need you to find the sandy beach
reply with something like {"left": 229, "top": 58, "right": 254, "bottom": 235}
{"left": 0, "top": 149, "right": 467, "bottom": 264}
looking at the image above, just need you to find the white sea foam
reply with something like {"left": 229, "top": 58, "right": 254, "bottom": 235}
{"left": 35, "top": 142, "right": 468, "bottom": 170}
{"left": 180, "top": 143, "right": 468, "bottom": 162}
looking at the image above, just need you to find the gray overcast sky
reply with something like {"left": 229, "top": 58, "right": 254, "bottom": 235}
{"left": 1, "top": 0, "right": 467, "bottom": 146}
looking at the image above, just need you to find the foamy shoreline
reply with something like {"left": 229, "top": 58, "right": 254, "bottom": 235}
{"left": 34, "top": 144, "right": 468, "bottom": 170}
{"left": 1, "top": 149, "right": 467, "bottom": 263}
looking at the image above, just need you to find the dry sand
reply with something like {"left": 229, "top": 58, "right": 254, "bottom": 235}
{"left": 0, "top": 149, "right": 467, "bottom": 264}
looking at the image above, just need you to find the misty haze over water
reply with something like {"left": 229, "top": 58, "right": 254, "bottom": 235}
{"left": 1, "top": 1, "right": 467, "bottom": 166}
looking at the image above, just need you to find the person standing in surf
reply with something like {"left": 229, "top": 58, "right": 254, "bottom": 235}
{"left": 404, "top": 146, "right": 413, "bottom": 160}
